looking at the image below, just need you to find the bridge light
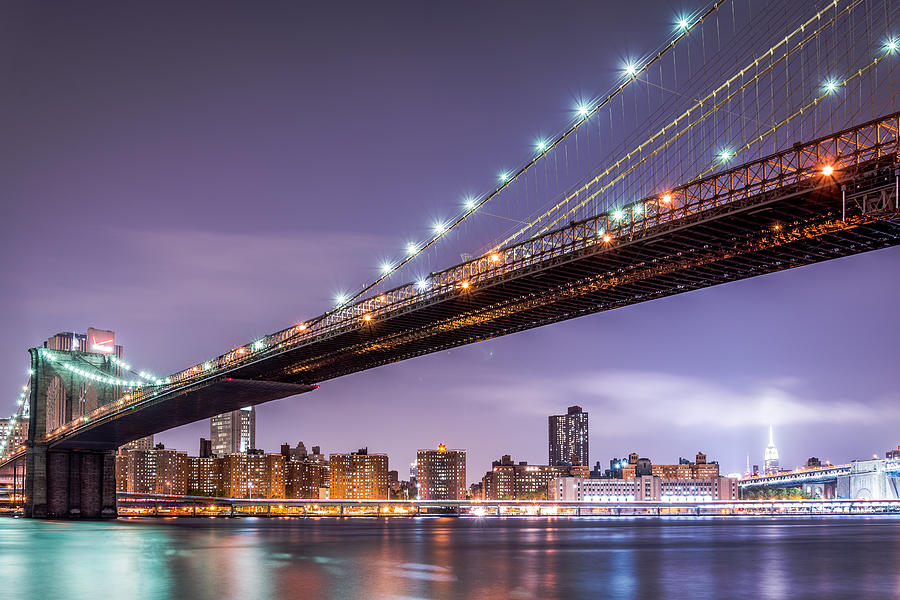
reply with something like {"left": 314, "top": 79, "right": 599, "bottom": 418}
{"left": 406, "top": 241, "right": 418, "bottom": 255}
{"left": 415, "top": 278, "right": 429, "bottom": 291}
{"left": 464, "top": 196, "right": 477, "bottom": 210}
{"left": 380, "top": 261, "right": 394, "bottom": 275}
{"left": 662, "top": 194, "right": 672, "bottom": 204}
{"left": 535, "top": 138, "right": 549, "bottom": 152}
{"left": 460, "top": 280, "right": 470, "bottom": 290}
{"left": 821, "top": 165, "right": 834, "bottom": 176}
{"left": 498, "top": 171, "right": 511, "bottom": 183}
{"left": 335, "top": 293, "right": 349, "bottom": 306}
{"left": 296, "top": 323, "right": 308, "bottom": 332}
{"left": 718, "top": 149, "right": 732, "bottom": 162}
{"left": 624, "top": 63, "right": 637, "bottom": 77}
{"left": 576, "top": 103, "right": 590, "bottom": 118}
{"left": 612, "top": 209, "right": 625, "bottom": 221}
{"left": 823, "top": 78, "right": 840, "bottom": 94}
{"left": 489, "top": 252, "right": 502, "bottom": 263}
{"left": 603, "top": 234, "right": 612, "bottom": 243}
{"left": 885, "top": 37, "right": 899, "bottom": 54}
{"left": 677, "top": 17, "right": 690, "bottom": 31}
{"left": 362, "top": 314, "right": 373, "bottom": 322}
{"left": 632, "top": 204, "right": 643, "bottom": 216}
{"left": 432, "top": 221, "right": 448, "bottom": 235}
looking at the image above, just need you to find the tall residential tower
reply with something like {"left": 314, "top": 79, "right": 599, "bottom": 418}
{"left": 549, "top": 406, "right": 589, "bottom": 466}
{"left": 210, "top": 407, "right": 256, "bottom": 456}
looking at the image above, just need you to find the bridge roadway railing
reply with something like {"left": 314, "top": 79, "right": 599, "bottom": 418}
{"left": 738, "top": 466, "right": 852, "bottom": 487}
{"left": 17, "top": 111, "right": 899, "bottom": 455}
{"left": 114, "top": 493, "right": 900, "bottom": 518}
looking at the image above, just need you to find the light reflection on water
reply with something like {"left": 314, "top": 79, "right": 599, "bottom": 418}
{"left": 1, "top": 516, "right": 899, "bottom": 600}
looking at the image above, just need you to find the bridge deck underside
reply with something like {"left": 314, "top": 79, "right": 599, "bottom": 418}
{"left": 227, "top": 157, "right": 899, "bottom": 385}
{"left": 50, "top": 379, "right": 316, "bottom": 450}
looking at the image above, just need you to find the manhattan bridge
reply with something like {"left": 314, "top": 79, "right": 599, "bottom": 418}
{"left": 2, "top": 0, "right": 899, "bottom": 517}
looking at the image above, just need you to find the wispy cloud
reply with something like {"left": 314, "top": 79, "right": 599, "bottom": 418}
{"left": 457, "top": 369, "right": 896, "bottom": 429}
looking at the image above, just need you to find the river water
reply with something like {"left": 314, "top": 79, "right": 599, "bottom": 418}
{"left": 1, "top": 516, "right": 899, "bottom": 599}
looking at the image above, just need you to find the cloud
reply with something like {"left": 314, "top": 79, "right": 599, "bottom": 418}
{"left": 21, "top": 228, "right": 387, "bottom": 322}
{"left": 456, "top": 368, "right": 897, "bottom": 429}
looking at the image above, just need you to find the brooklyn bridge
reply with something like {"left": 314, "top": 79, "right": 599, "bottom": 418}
{"left": 2, "top": 0, "right": 898, "bottom": 518}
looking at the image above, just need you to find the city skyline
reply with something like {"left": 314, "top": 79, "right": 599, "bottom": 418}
{"left": 2, "top": 0, "right": 899, "bottom": 485}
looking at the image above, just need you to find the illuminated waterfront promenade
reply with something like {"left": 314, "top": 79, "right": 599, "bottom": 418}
{"left": 27, "top": 494, "right": 893, "bottom": 518}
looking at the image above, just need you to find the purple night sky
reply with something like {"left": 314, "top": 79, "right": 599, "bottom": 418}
{"left": 2, "top": 1, "right": 898, "bottom": 483}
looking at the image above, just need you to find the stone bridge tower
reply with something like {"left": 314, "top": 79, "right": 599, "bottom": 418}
{"left": 25, "top": 347, "right": 122, "bottom": 518}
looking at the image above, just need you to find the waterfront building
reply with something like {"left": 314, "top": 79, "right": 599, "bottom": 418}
{"left": 0, "top": 417, "right": 28, "bottom": 453}
{"left": 124, "top": 444, "right": 189, "bottom": 495}
{"left": 482, "top": 455, "right": 588, "bottom": 500}
{"left": 222, "top": 450, "right": 285, "bottom": 498}
{"left": 284, "top": 460, "right": 329, "bottom": 499}
{"left": 764, "top": 426, "right": 780, "bottom": 475}
{"left": 417, "top": 444, "right": 467, "bottom": 500}
{"left": 188, "top": 456, "right": 221, "bottom": 496}
{"left": 887, "top": 445, "right": 900, "bottom": 460}
{"left": 329, "top": 448, "right": 389, "bottom": 500}
{"left": 550, "top": 475, "right": 738, "bottom": 502}
{"left": 621, "top": 452, "right": 720, "bottom": 480}
{"left": 114, "top": 450, "right": 128, "bottom": 493}
{"left": 548, "top": 406, "right": 589, "bottom": 466}
{"left": 210, "top": 407, "right": 255, "bottom": 456}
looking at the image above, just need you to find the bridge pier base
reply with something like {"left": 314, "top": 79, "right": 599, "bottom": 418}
{"left": 24, "top": 446, "right": 117, "bottom": 519}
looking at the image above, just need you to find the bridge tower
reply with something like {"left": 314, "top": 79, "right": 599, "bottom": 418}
{"left": 24, "top": 347, "right": 121, "bottom": 519}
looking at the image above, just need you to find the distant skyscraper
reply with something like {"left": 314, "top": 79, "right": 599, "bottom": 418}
{"left": 764, "top": 426, "right": 780, "bottom": 475}
{"left": 548, "top": 406, "right": 589, "bottom": 466}
{"left": 210, "top": 407, "right": 255, "bottom": 456}
{"left": 417, "top": 444, "right": 466, "bottom": 500}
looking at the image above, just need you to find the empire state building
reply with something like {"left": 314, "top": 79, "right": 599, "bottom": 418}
{"left": 764, "top": 426, "right": 780, "bottom": 475}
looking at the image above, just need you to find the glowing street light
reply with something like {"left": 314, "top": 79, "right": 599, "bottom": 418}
{"left": 535, "top": 138, "right": 549, "bottom": 152}
{"left": 718, "top": 149, "right": 733, "bottom": 162}
{"left": 489, "top": 252, "right": 502, "bottom": 263}
{"left": 661, "top": 194, "right": 672, "bottom": 204}
{"left": 415, "top": 278, "right": 429, "bottom": 291}
{"left": 576, "top": 103, "right": 591, "bottom": 118}
{"left": 821, "top": 165, "right": 834, "bottom": 176}
{"left": 433, "top": 221, "right": 448, "bottom": 235}
{"left": 624, "top": 63, "right": 638, "bottom": 77}
{"left": 498, "top": 171, "right": 511, "bottom": 183}
{"left": 460, "top": 281, "right": 470, "bottom": 290}
{"left": 464, "top": 196, "right": 477, "bottom": 210}
{"left": 884, "top": 37, "right": 899, "bottom": 54}
{"left": 677, "top": 17, "right": 690, "bottom": 31}
{"left": 823, "top": 78, "right": 840, "bottom": 94}
{"left": 406, "top": 242, "right": 418, "bottom": 255}
{"left": 380, "top": 261, "right": 394, "bottom": 275}
{"left": 612, "top": 209, "right": 625, "bottom": 221}
{"left": 362, "top": 314, "right": 373, "bottom": 322}
{"left": 335, "top": 293, "right": 349, "bottom": 306}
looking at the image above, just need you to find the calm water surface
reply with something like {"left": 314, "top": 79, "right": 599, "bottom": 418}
{"left": 1, "top": 516, "right": 899, "bottom": 600}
